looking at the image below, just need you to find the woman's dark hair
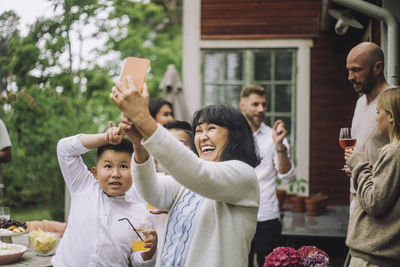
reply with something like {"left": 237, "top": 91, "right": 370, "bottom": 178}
{"left": 192, "top": 105, "right": 261, "bottom": 168}
{"left": 149, "top": 98, "right": 173, "bottom": 119}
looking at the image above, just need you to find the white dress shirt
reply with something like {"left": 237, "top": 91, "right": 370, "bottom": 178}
{"left": 0, "top": 119, "right": 11, "bottom": 150}
{"left": 52, "top": 135, "right": 157, "bottom": 267}
{"left": 254, "top": 123, "right": 296, "bottom": 222}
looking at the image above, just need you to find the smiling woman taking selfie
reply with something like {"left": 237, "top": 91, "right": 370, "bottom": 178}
{"left": 110, "top": 76, "right": 260, "bottom": 267}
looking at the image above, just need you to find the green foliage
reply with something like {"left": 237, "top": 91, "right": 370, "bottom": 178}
{"left": 102, "top": 0, "right": 182, "bottom": 97}
{"left": 288, "top": 178, "right": 308, "bottom": 195}
{"left": 0, "top": 0, "right": 182, "bottom": 219}
{"left": 0, "top": 10, "right": 20, "bottom": 92}
{"left": 2, "top": 87, "right": 71, "bottom": 218}
{"left": 310, "top": 192, "right": 326, "bottom": 199}
{"left": 1, "top": 83, "right": 119, "bottom": 220}
{"left": 7, "top": 36, "right": 41, "bottom": 88}
{"left": 11, "top": 204, "right": 53, "bottom": 222}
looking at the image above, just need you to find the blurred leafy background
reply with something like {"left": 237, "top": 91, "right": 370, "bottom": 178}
{"left": 0, "top": 0, "right": 182, "bottom": 221}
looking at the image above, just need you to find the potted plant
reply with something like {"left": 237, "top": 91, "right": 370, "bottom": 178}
{"left": 305, "top": 192, "right": 329, "bottom": 216}
{"left": 288, "top": 178, "right": 307, "bottom": 212}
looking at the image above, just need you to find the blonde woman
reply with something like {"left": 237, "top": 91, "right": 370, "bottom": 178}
{"left": 345, "top": 87, "right": 400, "bottom": 267}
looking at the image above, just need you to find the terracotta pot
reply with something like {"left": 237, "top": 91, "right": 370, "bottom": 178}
{"left": 320, "top": 195, "right": 329, "bottom": 212}
{"left": 305, "top": 198, "right": 322, "bottom": 216}
{"left": 291, "top": 196, "right": 305, "bottom": 212}
{"left": 276, "top": 189, "right": 287, "bottom": 211}
{"left": 305, "top": 195, "right": 329, "bottom": 216}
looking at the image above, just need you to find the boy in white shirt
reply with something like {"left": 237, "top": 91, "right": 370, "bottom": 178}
{"left": 52, "top": 123, "right": 158, "bottom": 267}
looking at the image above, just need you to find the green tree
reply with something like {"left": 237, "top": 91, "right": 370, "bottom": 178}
{"left": 0, "top": 0, "right": 183, "bottom": 219}
{"left": 0, "top": 10, "right": 20, "bottom": 94}
{"left": 101, "top": 0, "right": 182, "bottom": 96}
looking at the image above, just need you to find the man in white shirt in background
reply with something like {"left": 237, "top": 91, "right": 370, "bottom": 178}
{"left": 239, "top": 85, "right": 296, "bottom": 267}
{"left": 0, "top": 118, "right": 12, "bottom": 198}
{"left": 0, "top": 119, "right": 11, "bottom": 163}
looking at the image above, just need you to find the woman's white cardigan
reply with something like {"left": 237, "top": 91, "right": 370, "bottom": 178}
{"left": 131, "top": 125, "right": 260, "bottom": 267}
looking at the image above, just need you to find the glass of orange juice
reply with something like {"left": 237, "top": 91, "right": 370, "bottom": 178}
{"left": 118, "top": 217, "right": 153, "bottom": 252}
{"left": 131, "top": 229, "right": 151, "bottom": 252}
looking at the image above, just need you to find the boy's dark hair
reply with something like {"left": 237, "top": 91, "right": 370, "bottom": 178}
{"left": 164, "top": 120, "right": 192, "bottom": 135}
{"left": 192, "top": 105, "right": 261, "bottom": 168}
{"left": 164, "top": 120, "right": 194, "bottom": 148}
{"left": 96, "top": 139, "right": 133, "bottom": 162}
{"left": 149, "top": 98, "right": 173, "bottom": 119}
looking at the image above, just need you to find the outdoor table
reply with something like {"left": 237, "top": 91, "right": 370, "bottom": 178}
{"left": 4, "top": 234, "right": 52, "bottom": 266}
{"left": 281, "top": 205, "right": 349, "bottom": 238}
{"left": 280, "top": 205, "right": 349, "bottom": 266}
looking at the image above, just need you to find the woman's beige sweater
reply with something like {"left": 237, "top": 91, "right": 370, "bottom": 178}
{"left": 346, "top": 143, "right": 400, "bottom": 266}
{"left": 132, "top": 125, "right": 259, "bottom": 267}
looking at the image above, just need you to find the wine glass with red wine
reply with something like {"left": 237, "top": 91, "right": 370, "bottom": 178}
{"left": 339, "top": 127, "right": 357, "bottom": 150}
{"left": 339, "top": 127, "right": 356, "bottom": 172}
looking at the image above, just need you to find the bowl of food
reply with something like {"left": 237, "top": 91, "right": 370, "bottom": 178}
{"left": 28, "top": 229, "right": 60, "bottom": 256}
{"left": 0, "top": 242, "right": 27, "bottom": 264}
{"left": 0, "top": 218, "right": 28, "bottom": 243}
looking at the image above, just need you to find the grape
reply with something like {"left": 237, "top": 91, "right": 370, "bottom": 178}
{"left": 0, "top": 218, "right": 27, "bottom": 229}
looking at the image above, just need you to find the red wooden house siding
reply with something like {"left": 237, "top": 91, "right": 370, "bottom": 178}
{"left": 200, "top": 0, "right": 373, "bottom": 205}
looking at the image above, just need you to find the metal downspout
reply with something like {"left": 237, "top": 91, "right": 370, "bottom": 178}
{"left": 333, "top": 0, "right": 399, "bottom": 86}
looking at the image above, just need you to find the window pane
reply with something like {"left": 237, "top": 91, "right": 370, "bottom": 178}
{"left": 204, "top": 85, "right": 224, "bottom": 106}
{"left": 202, "top": 48, "right": 296, "bottom": 159}
{"left": 204, "top": 53, "right": 224, "bottom": 82}
{"left": 226, "top": 53, "right": 242, "bottom": 80}
{"left": 226, "top": 85, "right": 242, "bottom": 108}
{"left": 275, "top": 84, "right": 292, "bottom": 112}
{"left": 254, "top": 52, "right": 271, "bottom": 81}
{"left": 260, "top": 84, "right": 272, "bottom": 111}
{"left": 275, "top": 51, "right": 292, "bottom": 80}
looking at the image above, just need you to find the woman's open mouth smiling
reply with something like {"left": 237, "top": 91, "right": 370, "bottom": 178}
{"left": 201, "top": 145, "right": 215, "bottom": 155}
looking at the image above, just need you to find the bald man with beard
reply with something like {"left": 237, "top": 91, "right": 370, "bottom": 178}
{"left": 345, "top": 42, "right": 391, "bottom": 207}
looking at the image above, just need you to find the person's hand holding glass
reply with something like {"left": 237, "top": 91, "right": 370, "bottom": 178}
{"left": 339, "top": 127, "right": 356, "bottom": 173}
{"left": 119, "top": 217, "right": 158, "bottom": 261}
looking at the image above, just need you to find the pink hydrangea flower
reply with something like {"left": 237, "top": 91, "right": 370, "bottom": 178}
{"left": 264, "top": 247, "right": 301, "bottom": 267}
{"left": 302, "top": 252, "right": 330, "bottom": 267}
{"left": 297, "top": 246, "right": 329, "bottom": 260}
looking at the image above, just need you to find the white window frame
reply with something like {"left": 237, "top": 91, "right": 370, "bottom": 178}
{"left": 183, "top": 0, "right": 313, "bottom": 194}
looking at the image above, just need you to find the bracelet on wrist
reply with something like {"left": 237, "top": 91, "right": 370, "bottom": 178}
{"left": 276, "top": 146, "right": 287, "bottom": 153}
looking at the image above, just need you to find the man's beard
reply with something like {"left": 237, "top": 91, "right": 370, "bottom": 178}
{"left": 246, "top": 113, "right": 264, "bottom": 129}
{"left": 360, "top": 72, "right": 376, "bottom": 94}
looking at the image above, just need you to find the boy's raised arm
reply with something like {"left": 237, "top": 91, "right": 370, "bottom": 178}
{"left": 78, "top": 121, "right": 127, "bottom": 149}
